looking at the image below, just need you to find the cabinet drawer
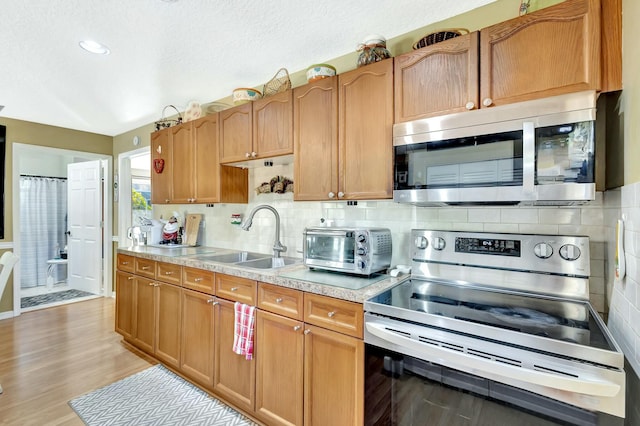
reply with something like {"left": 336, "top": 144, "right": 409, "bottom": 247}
{"left": 257, "top": 282, "right": 303, "bottom": 320}
{"left": 135, "top": 257, "right": 156, "bottom": 279}
{"left": 183, "top": 267, "right": 216, "bottom": 295}
{"left": 117, "top": 254, "right": 135, "bottom": 273}
{"left": 216, "top": 274, "right": 256, "bottom": 305}
{"left": 156, "top": 261, "right": 182, "bottom": 285}
{"left": 304, "top": 293, "right": 363, "bottom": 338}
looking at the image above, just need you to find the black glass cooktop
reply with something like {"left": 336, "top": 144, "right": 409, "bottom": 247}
{"left": 367, "top": 279, "right": 614, "bottom": 351}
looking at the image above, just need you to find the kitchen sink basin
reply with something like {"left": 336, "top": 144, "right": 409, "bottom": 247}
{"left": 194, "top": 251, "right": 267, "bottom": 263}
{"left": 236, "top": 257, "right": 300, "bottom": 269}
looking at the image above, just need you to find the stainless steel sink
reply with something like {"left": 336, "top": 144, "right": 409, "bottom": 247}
{"left": 236, "top": 257, "right": 300, "bottom": 269}
{"left": 194, "top": 251, "right": 267, "bottom": 263}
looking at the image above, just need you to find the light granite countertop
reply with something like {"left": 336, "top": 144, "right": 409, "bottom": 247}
{"left": 118, "top": 245, "right": 407, "bottom": 303}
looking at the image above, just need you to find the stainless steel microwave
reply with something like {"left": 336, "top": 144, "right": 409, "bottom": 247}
{"left": 393, "top": 91, "right": 597, "bottom": 206}
{"left": 303, "top": 227, "right": 392, "bottom": 275}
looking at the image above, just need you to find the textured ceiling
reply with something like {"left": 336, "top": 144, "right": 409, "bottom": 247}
{"left": 1, "top": 0, "right": 495, "bottom": 137}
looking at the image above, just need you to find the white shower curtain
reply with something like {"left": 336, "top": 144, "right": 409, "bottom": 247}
{"left": 19, "top": 176, "right": 68, "bottom": 288}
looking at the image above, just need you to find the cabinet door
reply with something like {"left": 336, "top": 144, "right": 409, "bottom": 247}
{"left": 480, "top": 0, "right": 600, "bottom": 108}
{"left": 304, "top": 324, "right": 364, "bottom": 426}
{"left": 150, "top": 128, "right": 173, "bottom": 204}
{"left": 181, "top": 289, "right": 216, "bottom": 388}
{"left": 293, "top": 77, "right": 338, "bottom": 201}
{"left": 255, "top": 310, "right": 304, "bottom": 426}
{"left": 220, "top": 103, "right": 252, "bottom": 163}
{"left": 394, "top": 32, "right": 479, "bottom": 121}
{"left": 338, "top": 59, "right": 393, "bottom": 200}
{"left": 253, "top": 90, "right": 293, "bottom": 159}
{"left": 115, "top": 270, "right": 135, "bottom": 339}
{"left": 193, "top": 114, "right": 220, "bottom": 203}
{"left": 171, "top": 123, "right": 195, "bottom": 204}
{"left": 213, "top": 298, "right": 255, "bottom": 413}
{"left": 155, "top": 282, "right": 182, "bottom": 369}
{"left": 132, "top": 277, "right": 156, "bottom": 354}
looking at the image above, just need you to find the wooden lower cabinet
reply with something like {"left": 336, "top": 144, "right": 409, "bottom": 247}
{"left": 115, "top": 270, "right": 134, "bottom": 339}
{"left": 304, "top": 324, "right": 364, "bottom": 426}
{"left": 213, "top": 298, "right": 255, "bottom": 413}
{"left": 132, "top": 277, "right": 156, "bottom": 354}
{"left": 155, "top": 282, "right": 182, "bottom": 369}
{"left": 255, "top": 310, "right": 304, "bottom": 426}
{"left": 181, "top": 289, "right": 216, "bottom": 388}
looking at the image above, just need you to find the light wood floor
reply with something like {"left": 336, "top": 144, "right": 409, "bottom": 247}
{"left": 0, "top": 298, "right": 156, "bottom": 426}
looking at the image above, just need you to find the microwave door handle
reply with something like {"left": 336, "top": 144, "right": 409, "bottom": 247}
{"left": 365, "top": 322, "right": 621, "bottom": 398}
{"left": 522, "top": 121, "right": 536, "bottom": 197}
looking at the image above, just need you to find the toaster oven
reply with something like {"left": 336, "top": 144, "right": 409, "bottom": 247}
{"left": 303, "top": 227, "right": 392, "bottom": 276}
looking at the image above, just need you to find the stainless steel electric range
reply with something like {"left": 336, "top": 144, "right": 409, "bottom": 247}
{"left": 364, "top": 230, "right": 625, "bottom": 425}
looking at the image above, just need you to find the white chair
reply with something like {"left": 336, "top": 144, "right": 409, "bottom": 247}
{"left": 0, "top": 251, "right": 19, "bottom": 394}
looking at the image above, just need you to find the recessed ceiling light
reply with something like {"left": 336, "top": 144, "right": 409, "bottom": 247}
{"left": 79, "top": 40, "right": 110, "bottom": 55}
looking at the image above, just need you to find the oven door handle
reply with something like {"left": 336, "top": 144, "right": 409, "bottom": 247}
{"left": 366, "top": 322, "right": 621, "bottom": 398}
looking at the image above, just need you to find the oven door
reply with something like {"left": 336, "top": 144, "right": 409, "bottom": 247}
{"left": 365, "top": 342, "right": 623, "bottom": 426}
{"left": 364, "top": 313, "right": 625, "bottom": 425}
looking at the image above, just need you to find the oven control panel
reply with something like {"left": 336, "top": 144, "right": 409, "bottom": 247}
{"left": 411, "top": 229, "right": 590, "bottom": 278}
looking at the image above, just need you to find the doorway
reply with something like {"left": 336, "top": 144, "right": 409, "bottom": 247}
{"left": 11, "top": 143, "right": 112, "bottom": 315}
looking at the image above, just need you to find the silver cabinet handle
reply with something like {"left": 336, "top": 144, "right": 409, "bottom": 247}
{"left": 245, "top": 152, "right": 251, "bottom": 158}
{"left": 194, "top": 278, "right": 203, "bottom": 282}
{"left": 148, "top": 282, "right": 154, "bottom": 286}
{"left": 141, "top": 266, "right": 151, "bottom": 270}
{"left": 121, "top": 261, "right": 129, "bottom": 265}
{"left": 304, "top": 329, "right": 311, "bottom": 335}
{"left": 337, "top": 192, "right": 344, "bottom": 199}
{"left": 251, "top": 151, "right": 257, "bottom": 158}
{"left": 482, "top": 97, "right": 493, "bottom": 107}
{"left": 328, "top": 192, "right": 335, "bottom": 198}
{"left": 275, "top": 297, "right": 283, "bottom": 303}
{"left": 327, "top": 311, "right": 336, "bottom": 318}
{"left": 465, "top": 101, "right": 475, "bottom": 110}
{"left": 293, "top": 325, "right": 302, "bottom": 331}
{"left": 207, "top": 298, "right": 215, "bottom": 304}
{"left": 165, "top": 271, "right": 173, "bottom": 275}
{"left": 230, "top": 287, "right": 238, "bottom": 292}
{"left": 165, "top": 199, "right": 170, "bottom": 203}
{"left": 127, "top": 276, "right": 134, "bottom": 280}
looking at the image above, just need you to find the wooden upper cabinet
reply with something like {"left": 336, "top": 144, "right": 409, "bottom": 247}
{"left": 395, "top": 31, "right": 479, "bottom": 121}
{"left": 219, "top": 103, "right": 253, "bottom": 163}
{"left": 193, "top": 114, "right": 221, "bottom": 203}
{"left": 480, "top": 0, "right": 600, "bottom": 108}
{"left": 170, "top": 123, "right": 195, "bottom": 204}
{"left": 252, "top": 90, "right": 293, "bottom": 159}
{"left": 293, "top": 77, "right": 338, "bottom": 201}
{"left": 150, "top": 128, "right": 172, "bottom": 204}
{"left": 338, "top": 59, "right": 394, "bottom": 200}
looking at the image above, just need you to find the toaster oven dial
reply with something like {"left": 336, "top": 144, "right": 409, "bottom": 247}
{"left": 357, "top": 234, "right": 367, "bottom": 243}
{"left": 357, "top": 260, "right": 367, "bottom": 270}
{"left": 357, "top": 247, "right": 367, "bottom": 256}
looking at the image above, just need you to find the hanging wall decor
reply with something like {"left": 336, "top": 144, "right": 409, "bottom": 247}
{"left": 153, "top": 158, "right": 165, "bottom": 174}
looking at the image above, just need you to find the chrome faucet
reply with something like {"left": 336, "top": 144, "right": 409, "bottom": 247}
{"left": 241, "top": 205, "right": 287, "bottom": 258}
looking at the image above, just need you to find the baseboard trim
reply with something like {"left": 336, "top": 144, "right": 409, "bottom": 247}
{"left": 0, "top": 310, "right": 15, "bottom": 320}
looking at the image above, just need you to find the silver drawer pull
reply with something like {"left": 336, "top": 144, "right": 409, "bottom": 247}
{"left": 194, "top": 278, "right": 203, "bottom": 282}
{"left": 304, "top": 329, "right": 311, "bottom": 335}
{"left": 127, "top": 276, "right": 134, "bottom": 280}
{"left": 293, "top": 325, "right": 302, "bottom": 331}
{"left": 230, "top": 287, "right": 238, "bottom": 292}
{"left": 165, "top": 271, "right": 173, "bottom": 275}
{"left": 141, "top": 266, "right": 151, "bottom": 270}
{"left": 121, "top": 261, "right": 129, "bottom": 265}
{"left": 327, "top": 311, "right": 336, "bottom": 318}
{"left": 275, "top": 297, "right": 283, "bottom": 303}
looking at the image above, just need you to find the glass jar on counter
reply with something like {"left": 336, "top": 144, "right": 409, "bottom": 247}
{"left": 356, "top": 34, "right": 391, "bottom": 67}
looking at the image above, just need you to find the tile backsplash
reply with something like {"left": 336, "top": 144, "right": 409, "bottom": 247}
{"left": 155, "top": 163, "right": 612, "bottom": 315}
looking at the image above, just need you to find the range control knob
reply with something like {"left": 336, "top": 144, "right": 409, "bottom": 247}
{"left": 415, "top": 236, "right": 428, "bottom": 249}
{"left": 357, "top": 260, "right": 367, "bottom": 270}
{"left": 357, "top": 234, "right": 367, "bottom": 243}
{"left": 534, "top": 242, "right": 553, "bottom": 259}
{"left": 559, "top": 244, "right": 581, "bottom": 261}
{"left": 356, "top": 247, "right": 367, "bottom": 256}
{"left": 432, "top": 237, "right": 446, "bottom": 251}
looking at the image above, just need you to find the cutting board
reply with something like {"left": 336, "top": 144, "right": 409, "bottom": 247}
{"left": 184, "top": 214, "right": 202, "bottom": 246}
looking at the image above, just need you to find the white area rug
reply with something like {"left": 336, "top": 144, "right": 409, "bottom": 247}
{"left": 69, "top": 365, "right": 257, "bottom": 425}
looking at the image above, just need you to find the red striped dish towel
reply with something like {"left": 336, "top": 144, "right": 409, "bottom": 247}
{"left": 232, "top": 302, "right": 256, "bottom": 360}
